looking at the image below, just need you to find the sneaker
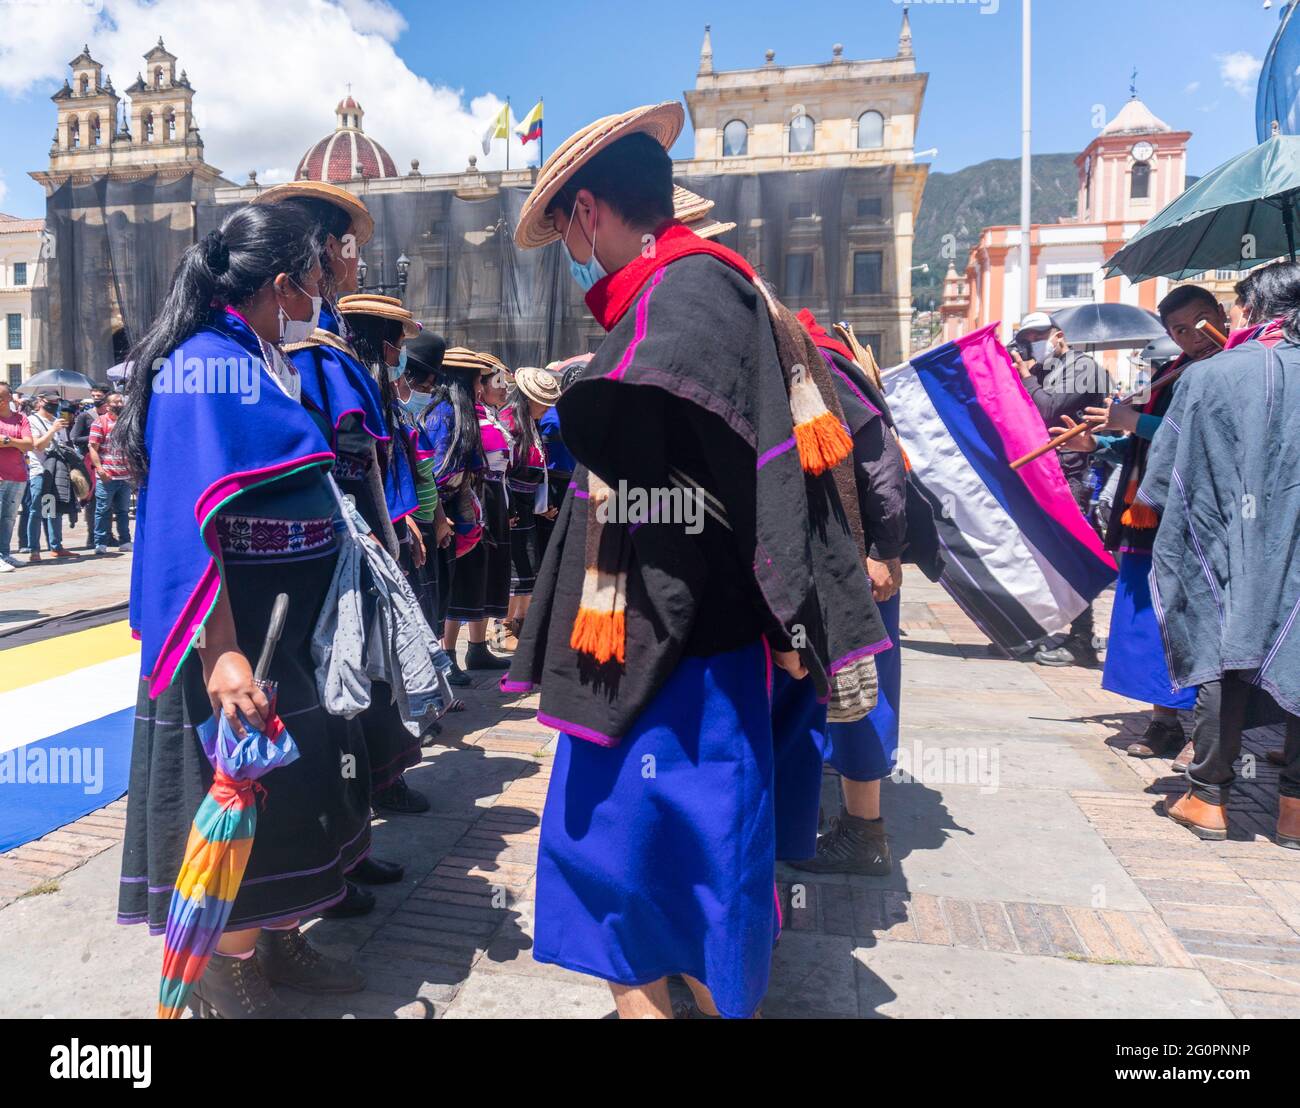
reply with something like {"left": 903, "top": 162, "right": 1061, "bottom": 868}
{"left": 117, "top": 541, "right": 133, "bottom": 551}
{"left": 95, "top": 544, "right": 109, "bottom": 555}
{"left": 256, "top": 927, "right": 366, "bottom": 994}
{"left": 1034, "top": 634, "right": 1099, "bottom": 668}
{"left": 787, "top": 812, "right": 892, "bottom": 876}
{"left": 0, "top": 558, "right": 13, "bottom": 573}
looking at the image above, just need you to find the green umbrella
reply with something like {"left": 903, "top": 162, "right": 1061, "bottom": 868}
{"left": 1104, "top": 134, "right": 1300, "bottom": 282}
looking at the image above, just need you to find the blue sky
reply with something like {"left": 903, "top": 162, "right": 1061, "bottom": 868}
{"left": 0, "top": 0, "right": 1283, "bottom": 219}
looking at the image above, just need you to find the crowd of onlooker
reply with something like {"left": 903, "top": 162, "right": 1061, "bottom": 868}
{"left": 0, "top": 380, "right": 132, "bottom": 573}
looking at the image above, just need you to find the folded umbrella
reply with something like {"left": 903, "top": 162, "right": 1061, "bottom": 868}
{"left": 158, "top": 594, "right": 299, "bottom": 1019}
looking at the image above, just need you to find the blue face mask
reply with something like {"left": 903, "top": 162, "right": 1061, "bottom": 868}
{"left": 563, "top": 195, "right": 607, "bottom": 292}
{"left": 402, "top": 389, "right": 429, "bottom": 418}
{"left": 385, "top": 345, "right": 407, "bottom": 382}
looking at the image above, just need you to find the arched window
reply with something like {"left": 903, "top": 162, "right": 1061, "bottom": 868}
{"left": 154, "top": 66, "right": 164, "bottom": 88}
{"left": 68, "top": 116, "right": 80, "bottom": 149}
{"left": 90, "top": 114, "right": 101, "bottom": 146}
{"left": 143, "top": 110, "right": 154, "bottom": 142}
{"left": 1130, "top": 161, "right": 1151, "bottom": 199}
{"left": 722, "top": 119, "right": 748, "bottom": 157}
{"left": 789, "top": 113, "right": 815, "bottom": 153}
{"left": 79, "top": 74, "right": 88, "bottom": 95}
{"left": 857, "top": 110, "right": 885, "bottom": 149}
{"left": 166, "top": 110, "right": 176, "bottom": 140}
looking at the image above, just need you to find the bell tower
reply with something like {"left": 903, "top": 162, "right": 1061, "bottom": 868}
{"left": 124, "top": 39, "right": 201, "bottom": 160}
{"left": 47, "top": 45, "right": 120, "bottom": 171}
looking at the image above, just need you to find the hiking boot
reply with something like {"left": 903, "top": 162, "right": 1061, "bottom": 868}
{"left": 1164, "top": 791, "right": 1228, "bottom": 841}
{"left": 189, "top": 952, "right": 301, "bottom": 1019}
{"left": 1278, "top": 797, "right": 1300, "bottom": 850}
{"left": 1128, "top": 718, "right": 1186, "bottom": 759}
{"left": 352, "top": 856, "right": 405, "bottom": 885}
{"left": 373, "top": 774, "right": 430, "bottom": 814}
{"left": 256, "top": 927, "right": 366, "bottom": 995}
{"left": 787, "top": 812, "right": 892, "bottom": 876}
{"left": 1034, "top": 634, "right": 1099, "bottom": 668}
{"left": 465, "top": 640, "right": 510, "bottom": 671}
{"left": 319, "top": 880, "right": 375, "bottom": 919}
{"left": 445, "top": 660, "right": 472, "bottom": 687}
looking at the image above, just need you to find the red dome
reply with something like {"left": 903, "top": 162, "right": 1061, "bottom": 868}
{"left": 296, "top": 97, "right": 396, "bottom": 182}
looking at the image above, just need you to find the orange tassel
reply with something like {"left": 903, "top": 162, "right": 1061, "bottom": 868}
{"left": 570, "top": 608, "right": 626, "bottom": 665}
{"left": 794, "top": 411, "right": 853, "bottom": 476}
{"left": 1121, "top": 501, "right": 1160, "bottom": 529}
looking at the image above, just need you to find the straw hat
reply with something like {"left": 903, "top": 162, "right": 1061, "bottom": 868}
{"left": 335, "top": 293, "right": 421, "bottom": 337}
{"left": 252, "top": 180, "right": 375, "bottom": 245}
{"left": 514, "top": 101, "right": 685, "bottom": 250}
{"left": 673, "top": 185, "right": 736, "bottom": 240}
{"left": 441, "top": 346, "right": 493, "bottom": 374}
{"left": 477, "top": 351, "right": 512, "bottom": 379}
{"left": 513, "top": 365, "right": 561, "bottom": 407}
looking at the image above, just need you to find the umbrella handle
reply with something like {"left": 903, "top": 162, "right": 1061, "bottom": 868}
{"left": 254, "top": 593, "right": 290, "bottom": 685}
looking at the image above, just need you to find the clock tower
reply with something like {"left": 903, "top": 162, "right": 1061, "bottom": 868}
{"left": 1075, "top": 97, "right": 1189, "bottom": 224}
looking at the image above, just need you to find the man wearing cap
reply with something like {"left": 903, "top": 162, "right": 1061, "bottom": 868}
{"left": 1008, "top": 313, "right": 1112, "bottom": 667}
{"left": 507, "top": 102, "right": 885, "bottom": 1018}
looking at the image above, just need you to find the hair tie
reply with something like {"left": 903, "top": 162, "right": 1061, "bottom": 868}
{"left": 201, "top": 229, "right": 230, "bottom": 275}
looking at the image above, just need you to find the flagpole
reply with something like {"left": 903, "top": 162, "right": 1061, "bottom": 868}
{"left": 539, "top": 97, "right": 544, "bottom": 166}
{"left": 1019, "top": 0, "right": 1032, "bottom": 320}
{"left": 506, "top": 97, "right": 511, "bottom": 172}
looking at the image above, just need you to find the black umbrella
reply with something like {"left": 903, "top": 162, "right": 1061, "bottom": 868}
{"left": 1050, "top": 304, "right": 1166, "bottom": 351}
{"left": 19, "top": 368, "right": 98, "bottom": 399}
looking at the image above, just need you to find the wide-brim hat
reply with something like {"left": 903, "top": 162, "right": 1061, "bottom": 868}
{"left": 335, "top": 293, "right": 421, "bottom": 337}
{"left": 514, "top": 101, "right": 685, "bottom": 250}
{"left": 513, "top": 365, "right": 561, "bottom": 407}
{"left": 252, "top": 180, "right": 375, "bottom": 246}
{"left": 442, "top": 347, "right": 493, "bottom": 376}
{"left": 673, "top": 185, "right": 736, "bottom": 241}
{"left": 477, "top": 351, "right": 512, "bottom": 379}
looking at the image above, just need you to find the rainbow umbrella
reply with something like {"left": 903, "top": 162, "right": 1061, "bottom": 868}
{"left": 158, "top": 596, "right": 299, "bottom": 1019}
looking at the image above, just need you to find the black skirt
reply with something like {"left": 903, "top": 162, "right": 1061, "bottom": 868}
{"left": 447, "top": 479, "right": 510, "bottom": 621}
{"left": 117, "top": 548, "right": 373, "bottom": 933}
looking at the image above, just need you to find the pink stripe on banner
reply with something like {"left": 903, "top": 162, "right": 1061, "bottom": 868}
{"left": 957, "top": 327, "right": 1113, "bottom": 567}
{"left": 609, "top": 268, "right": 664, "bottom": 381}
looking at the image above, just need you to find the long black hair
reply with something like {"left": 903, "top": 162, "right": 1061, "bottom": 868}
{"left": 346, "top": 313, "right": 420, "bottom": 484}
{"left": 1238, "top": 261, "right": 1300, "bottom": 331}
{"left": 279, "top": 196, "right": 353, "bottom": 304}
{"left": 502, "top": 385, "right": 539, "bottom": 468}
{"left": 113, "top": 203, "right": 322, "bottom": 481}
{"left": 430, "top": 367, "right": 482, "bottom": 480}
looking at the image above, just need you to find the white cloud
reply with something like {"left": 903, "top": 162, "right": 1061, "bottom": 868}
{"left": 0, "top": 0, "right": 516, "bottom": 183}
{"left": 1183, "top": 81, "right": 1200, "bottom": 95}
{"left": 0, "top": 171, "right": 8, "bottom": 209}
{"left": 1217, "top": 51, "right": 1263, "bottom": 97}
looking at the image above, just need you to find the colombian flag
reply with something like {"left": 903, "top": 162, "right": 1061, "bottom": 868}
{"left": 515, "top": 99, "right": 543, "bottom": 145}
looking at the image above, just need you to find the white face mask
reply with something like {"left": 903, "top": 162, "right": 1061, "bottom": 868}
{"left": 278, "top": 278, "right": 321, "bottom": 345}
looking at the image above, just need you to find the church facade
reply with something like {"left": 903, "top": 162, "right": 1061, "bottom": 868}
{"left": 30, "top": 16, "right": 928, "bottom": 373}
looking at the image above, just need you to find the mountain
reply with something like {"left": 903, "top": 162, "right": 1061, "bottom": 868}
{"left": 912, "top": 153, "right": 1079, "bottom": 309}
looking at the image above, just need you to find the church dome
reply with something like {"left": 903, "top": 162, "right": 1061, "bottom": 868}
{"left": 295, "top": 95, "right": 397, "bottom": 183}
{"left": 1100, "top": 98, "right": 1172, "bottom": 137}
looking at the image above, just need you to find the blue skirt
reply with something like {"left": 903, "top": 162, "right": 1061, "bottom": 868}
{"left": 818, "top": 594, "right": 902, "bottom": 782}
{"left": 533, "top": 640, "right": 823, "bottom": 1019}
{"left": 1102, "top": 552, "right": 1196, "bottom": 709}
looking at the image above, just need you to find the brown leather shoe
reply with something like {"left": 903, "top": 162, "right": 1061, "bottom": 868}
{"left": 1127, "top": 719, "right": 1185, "bottom": 759}
{"left": 1171, "top": 741, "right": 1196, "bottom": 773}
{"left": 1165, "top": 791, "right": 1228, "bottom": 840}
{"left": 1278, "top": 797, "right": 1300, "bottom": 850}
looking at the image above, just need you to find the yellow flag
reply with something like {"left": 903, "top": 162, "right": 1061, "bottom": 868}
{"left": 481, "top": 103, "right": 510, "bottom": 155}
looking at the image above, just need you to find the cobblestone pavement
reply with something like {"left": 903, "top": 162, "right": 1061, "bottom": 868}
{"left": 1, "top": 570, "right": 1295, "bottom": 1018}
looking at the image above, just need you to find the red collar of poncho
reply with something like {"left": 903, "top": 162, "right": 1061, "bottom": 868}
{"left": 795, "top": 308, "right": 854, "bottom": 362}
{"left": 584, "top": 220, "right": 756, "bottom": 331}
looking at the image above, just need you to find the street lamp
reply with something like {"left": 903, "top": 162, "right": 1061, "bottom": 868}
{"left": 356, "top": 254, "right": 411, "bottom": 297}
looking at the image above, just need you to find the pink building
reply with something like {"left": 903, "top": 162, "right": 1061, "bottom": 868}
{"left": 939, "top": 98, "right": 1189, "bottom": 380}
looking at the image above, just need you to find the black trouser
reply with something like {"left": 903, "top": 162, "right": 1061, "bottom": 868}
{"left": 1188, "top": 673, "right": 1300, "bottom": 804}
{"left": 1066, "top": 473, "right": 1095, "bottom": 644}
